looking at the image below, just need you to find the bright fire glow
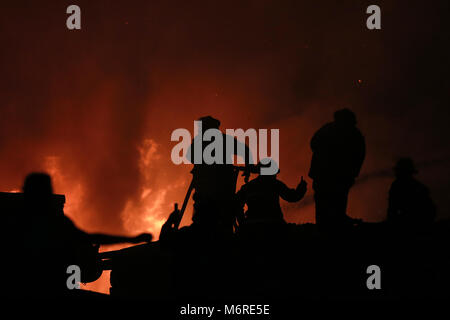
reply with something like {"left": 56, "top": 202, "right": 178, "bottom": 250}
{"left": 43, "top": 139, "right": 191, "bottom": 294}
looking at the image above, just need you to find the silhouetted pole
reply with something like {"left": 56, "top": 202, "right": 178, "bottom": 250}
{"left": 174, "top": 179, "right": 194, "bottom": 229}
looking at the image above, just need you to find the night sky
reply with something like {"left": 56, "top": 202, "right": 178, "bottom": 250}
{"left": 1, "top": 0, "right": 449, "bottom": 239}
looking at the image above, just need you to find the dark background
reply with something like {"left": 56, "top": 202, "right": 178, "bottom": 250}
{"left": 1, "top": 0, "right": 449, "bottom": 238}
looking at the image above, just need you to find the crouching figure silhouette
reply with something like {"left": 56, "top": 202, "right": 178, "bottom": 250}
{"left": 235, "top": 158, "right": 307, "bottom": 233}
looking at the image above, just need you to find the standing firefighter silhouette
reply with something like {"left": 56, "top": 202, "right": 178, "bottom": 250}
{"left": 186, "top": 116, "right": 254, "bottom": 234}
{"left": 308, "top": 109, "right": 366, "bottom": 227}
{"left": 387, "top": 158, "right": 436, "bottom": 226}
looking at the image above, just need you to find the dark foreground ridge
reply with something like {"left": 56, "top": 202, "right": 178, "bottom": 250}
{"left": 101, "top": 220, "right": 450, "bottom": 300}
{"left": 2, "top": 189, "right": 448, "bottom": 300}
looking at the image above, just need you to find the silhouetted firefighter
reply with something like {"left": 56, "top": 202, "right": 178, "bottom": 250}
{"left": 309, "top": 109, "right": 365, "bottom": 227}
{"left": 16, "top": 172, "right": 151, "bottom": 297}
{"left": 387, "top": 158, "right": 436, "bottom": 226}
{"left": 236, "top": 159, "right": 307, "bottom": 225}
{"left": 186, "top": 116, "right": 254, "bottom": 234}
